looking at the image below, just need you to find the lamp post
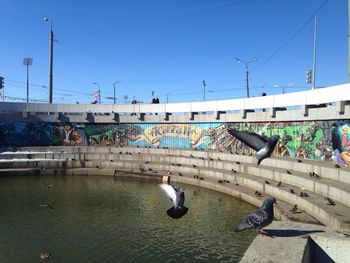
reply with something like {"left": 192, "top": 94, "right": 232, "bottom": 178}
{"left": 44, "top": 17, "right": 53, "bottom": 103}
{"left": 113, "top": 80, "right": 122, "bottom": 104}
{"left": 166, "top": 92, "right": 171, "bottom": 103}
{"left": 202, "top": 80, "right": 206, "bottom": 101}
{"left": 236, "top": 56, "right": 257, "bottom": 98}
{"left": 272, "top": 83, "right": 295, "bottom": 94}
{"left": 312, "top": 15, "right": 317, "bottom": 90}
{"left": 93, "top": 82, "right": 101, "bottom": 104}
{"left": 23, "top": 58, "right": 33, "bottom": 103}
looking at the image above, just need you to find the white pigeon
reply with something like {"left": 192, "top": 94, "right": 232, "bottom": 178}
{"left": 159, "top": 184, "right": 189, "bottom": 219}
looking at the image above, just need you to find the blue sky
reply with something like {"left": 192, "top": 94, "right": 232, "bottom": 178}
{"left": 0, "top": 0, "right": 348, "bottom": 104}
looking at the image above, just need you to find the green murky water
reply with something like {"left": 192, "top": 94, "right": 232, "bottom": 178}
{"left": 0, "top": 175, "right": 256, "bottom": 262}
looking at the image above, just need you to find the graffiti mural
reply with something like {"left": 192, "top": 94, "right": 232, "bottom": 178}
{"left": 224, "top": 122, "right": 329, "bottom": 161}
{"left": 0, "top": 121, "right": 52, "bottom": 147}
{"left": 0, "top": 120, "right": 347, "bottom": 165}
{"left": 84, "top": 123, "right": 224, "bottom": 149}
{"left": 52, "top": 122, "right": 87, "bottom": 146}
{"left": 331, "top": 121, "right": 350, "bottom": 166}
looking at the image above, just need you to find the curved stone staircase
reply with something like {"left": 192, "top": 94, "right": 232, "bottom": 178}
{"left": 1, "top": 146, "right": 350, "bottom": 229}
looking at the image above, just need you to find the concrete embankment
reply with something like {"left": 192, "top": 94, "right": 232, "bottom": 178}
{"left": 1, "top": 146, "right": 350, "bottom": 262}
{"left": 240, "top": 221, "right": 350, "bottom": 263}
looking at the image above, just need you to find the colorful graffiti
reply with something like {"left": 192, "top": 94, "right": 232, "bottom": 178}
{"left": 84, "top": 123, "right": 223, "bottom": 149}
{"left": 0, "top": 120, "right": 348, "bottom": 165}
{"left": 331, "top": 121, "right": 350, "bottom": 166}
{"left": 224, "top": 122, "right": 328, "bottom": 160}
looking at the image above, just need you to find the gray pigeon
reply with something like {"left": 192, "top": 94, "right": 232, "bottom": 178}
{"left": 228, "top": 129, "right": 279, "bottom": 166}
{"left": 235, "top": 196, "right": 276, "bottom": 235}
{"left": 160, "top": 184, "right": 189, "bottom": 219}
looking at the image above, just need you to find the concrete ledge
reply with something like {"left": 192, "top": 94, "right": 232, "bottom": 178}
{"left": 190, "top": 112, "right": 198, "bottom": 121}
{"left": 1, "top": 146, "right": 350, "bottom": 229}
{"left": 240, "top": 109, "right": 254, "bottom": 119}
{"left": 240, "top": 220, "right": 350, "bottom": 263}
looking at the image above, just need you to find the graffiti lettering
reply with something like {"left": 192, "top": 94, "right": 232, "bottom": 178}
{"left": 135, "top": 124, "right": 203, "bottom": 145}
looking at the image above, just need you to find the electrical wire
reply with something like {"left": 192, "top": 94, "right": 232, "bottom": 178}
{"left": 59, "top": 0, "right": 254, "bottom": 38}
{"left": 252, "top": 0, "right": 331, "bottom": 73}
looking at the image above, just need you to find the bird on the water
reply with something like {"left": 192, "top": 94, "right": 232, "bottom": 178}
{"left": 235, "top": 196, "right": 276, "bottom": 236}
{"left": 227, "top": 129, "right": 280, "bottom": 166}
{"left": 39, "top": 204, "right": 54, "bottom": 209}
{"left": 159, "top": 184, "right": 189, "bottom": 219}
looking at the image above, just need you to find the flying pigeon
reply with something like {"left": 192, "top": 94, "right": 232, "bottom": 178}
{"left": 235, "top": 196, "right": 276, "bottom": 236}
{"left": 159, "top": 184, "right": 189, "bottom": 219}
{"left": 228, "top": 129, "right": 280, "bottom": 166}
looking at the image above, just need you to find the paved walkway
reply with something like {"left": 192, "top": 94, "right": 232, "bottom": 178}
{"left": 240, "top": 220, "right": 350, "bottom": 263}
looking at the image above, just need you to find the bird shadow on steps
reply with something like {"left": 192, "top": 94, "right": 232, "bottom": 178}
{"left": 266, "top": 229, "right": 325, "bottom": 238}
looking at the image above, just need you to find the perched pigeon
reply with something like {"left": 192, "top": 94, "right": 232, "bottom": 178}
{"left": 290, "top": 205, "right": 298, "bottom": 213}
{"left": 325, "top": 197, "right": 336, "bottom": 206}
{"left": 159, "top": 184, "right": 189, "bottom": 219}
{"left": 235, "top": 196, "right": 276, "bottom": 236}
{"left": 228, "top": 129, "right": 280, "bottom": 166}
{"left": 255, "top": 191, "right": 263, "bottom": 197}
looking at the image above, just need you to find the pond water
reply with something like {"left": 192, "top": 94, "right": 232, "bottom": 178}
{"left": 0, "top": 175, "right": 257, "bottom": 263}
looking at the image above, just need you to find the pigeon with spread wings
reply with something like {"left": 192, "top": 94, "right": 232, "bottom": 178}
{"left": 228, "top": 129, "right": 279, "bottom": 166}
{"left": 160, "top": 184, "right": 189, "bottom": 219}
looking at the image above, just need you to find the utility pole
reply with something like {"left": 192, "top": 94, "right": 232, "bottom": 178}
{"left": 113, "top": 80, "right": 122, "bottom": 104}
{"left": 48, "top": 30, "right": 53, "bottom": 103}
{"left": 236, "top": 57, "right": 257, "bottom": 98}
{"left": 202, "top": 80, "right": 206, "bottom": 101}
{"left": 23, "top": 58, "right": 33, "bottom": 103}
{"left": 44, "top": 17, "right": 54, "bottom": 103}
{"left": 312, "top": 15, "right": 317, "bottom": 90}
{"left": 113, "top": 83, "right": 116, "bottom": 104}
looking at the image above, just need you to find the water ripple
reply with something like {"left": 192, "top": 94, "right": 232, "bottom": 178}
{"left": 0, "top": 176, "right": 256, "bottom": 263}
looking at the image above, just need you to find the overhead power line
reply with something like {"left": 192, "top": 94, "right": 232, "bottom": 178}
{"left": 252, "top": 0, "right": 331, "bottom": 73}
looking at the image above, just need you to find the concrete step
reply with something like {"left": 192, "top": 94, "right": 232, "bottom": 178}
{"left": 2, "top": 151, "right": 350, "bottom": 210}
{"left": 168, "top": 173, "right": 319, "bottom": 225}
{"left": 2, "top": 147, "right": 350, "bottom": 228}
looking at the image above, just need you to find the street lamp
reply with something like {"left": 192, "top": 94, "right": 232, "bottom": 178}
{"left": 166, "top": 92, "right": 171, "bottom": 103}
{"left": 202, "top": 80, "right": 206, "bottom": 101}
{"left": 236, "top": 56, "right": 257, "bottom": 98}
{"left": 44, "top": 17, "right": 54, "bottom": 103}
{"left": 272, "top": 83, "right": 295, "bottom": 94}
{"left": 93, "top": 82, "right": 101, "bottom": 104}
{"left": 23, "top": 58, "right": 33, "bottom": 103}
{"left": 113, "top": 80, "right": 122, "bottom": 104}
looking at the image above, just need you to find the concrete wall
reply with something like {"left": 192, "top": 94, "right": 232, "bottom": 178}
{"left": 1, "top": 83, "right": 350, "bottom": 123}
{"left": 2, "top": 120, "right": 350, "bottom": 166}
